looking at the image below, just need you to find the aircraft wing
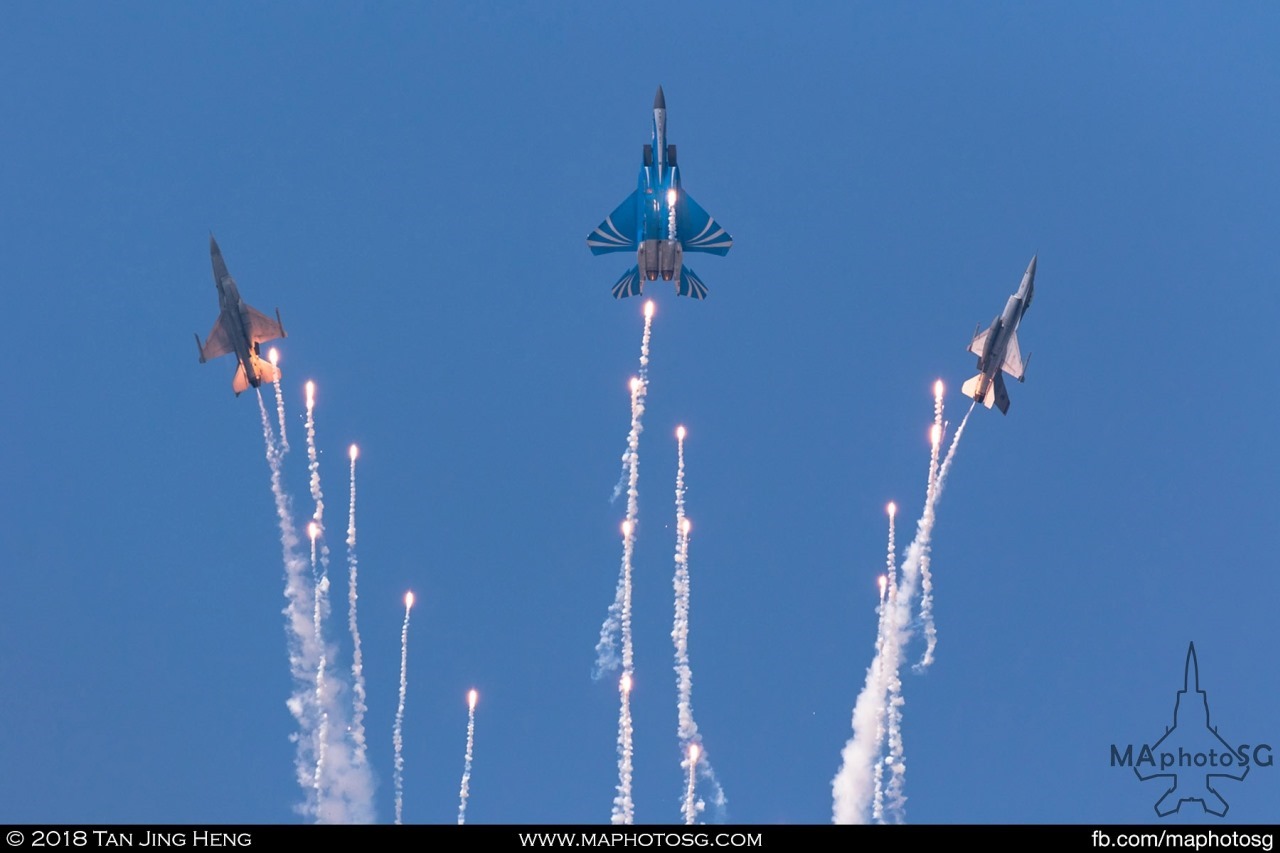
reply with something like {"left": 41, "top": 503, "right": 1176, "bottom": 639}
{"left": 588, "top": 191, "right": 640, "bottom": 255}
{"left": 967, "top": 327, "right": 991, "bottom": 358}
{"left": 676, "top": 191, "right": 732, "bottom": 255}
{"left": 242, "top": 303, "right": 286, "bottom": 344}
{"left": 200, "top": 315, "right": 235, "bottom": 361}
{"left": 1001, "top": 332, "right": 1025, "bottom": 380}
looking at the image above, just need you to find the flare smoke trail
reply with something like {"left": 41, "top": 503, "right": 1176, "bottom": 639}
{"left": 672, "top": 427, "right": 725, "bottom": 823}
{"left": 304, "top": 382, "right": 333, "bottom": 805}
{"left": 394, "top": 591, "right": 415, "bottom": 825}
{"left": 596, "top": 300, "right": 655, "bottom": 676}
{"left": 599, "top": 300, "right": 654, "bottom": 824}
{"left": 832, "top": 388, "right": 972, "bottom": 825}
{"left": 917, "top": 381, "right": 944, "bottom": 671}
{"left": 256, "top": 391, "right": 373, "bottom": 823}
{"left": 683, "top": 743, "right": 699, "bottom": 825}
{"left": 257, "top": 390, "right": 321, "bottom": 818}
{"left": 458, "top": 689, "right": 478, "bottom": 824}
{"left": 871, "top": 503, "right": 897, "bottom": 824}
{"left": 937, "top": 403, "right": 974, "bottom": 486}
{"left": 269, "top": 348, "right": 289, "bottom": 455}
{"left": 346, "top": 445, "right": 369, "bottom": 768}
{"left": 307, "top": 521, "right": 327, "bottom": 802}
{"left": 613, "top": 671, "right": 635, "bottom": 824}
{"left": 610, "top": 300, "right": 655, "bottom": 503}
{"left": 915, "top": 400, "right": 974, "bottom": 672}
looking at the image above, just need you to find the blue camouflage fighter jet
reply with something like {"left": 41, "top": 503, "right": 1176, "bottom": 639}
{"left": 587, "top": 87, "right": 733, "bottom": 299}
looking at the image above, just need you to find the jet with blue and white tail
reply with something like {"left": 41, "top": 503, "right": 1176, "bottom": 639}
{"left": 587, "top": 87, "right": 732, "bottom": 299}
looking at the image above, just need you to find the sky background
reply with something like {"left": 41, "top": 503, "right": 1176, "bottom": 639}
{"left": 2, "top": 2, "right": 1277, "bottom": 826}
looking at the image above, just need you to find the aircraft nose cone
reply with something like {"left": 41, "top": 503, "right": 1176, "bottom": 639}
{"left": 654, "top": 85, "right": 666, "bottom": 110}
{"left": 1026, "top": 254, "right": 1037, "bottom": 277}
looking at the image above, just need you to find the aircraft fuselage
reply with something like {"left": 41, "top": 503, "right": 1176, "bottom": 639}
{"left": 637, "top": 97, "right": 682, "bottom": 281}
{"left": 213, "top": 266, "right": 264, "bottom": 389}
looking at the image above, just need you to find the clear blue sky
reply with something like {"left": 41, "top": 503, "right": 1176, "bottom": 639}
{"left": 1, "top": 2, "right": 1277, "bottom": 825}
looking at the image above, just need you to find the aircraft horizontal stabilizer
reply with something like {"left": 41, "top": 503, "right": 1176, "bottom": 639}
{"left": 611, "top": 267, "right": 643, "bottom": 299}
{"left": 961, "top": 374, "right": 981, "bottom": 402}
{"left": 232, "top": 363, "right": 251, "bottom": 396}
{"left": 992, "top": 371, "right": 1010, "bottom": 414}
{"left": 677, "top": 266, "right": 708, "bottom": 299}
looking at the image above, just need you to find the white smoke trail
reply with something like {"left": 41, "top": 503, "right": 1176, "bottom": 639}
{"left": 917, "top": 380, "right": 944, "bottom": 671}
{"left": 269, "top": 349, "right": 289, "bottom": 455}
{"left": 871, "top": 503, "right": 896, "bottom": 824}
{"left": 257, "top": 390, "right": 320, "bottom": 820}
{"left": 393, "top": 592, "right": 415, "bottom": 825}
{"left": 346, "top": 445, "right": 369, "bottom": 768}
{"left": 307, "top": 522, "right": 328, "bottom": 803}
{"left": 915, "top": 400, "right": 974, "bottom": 672}
{"left": 596, "top": 301, "right": 655, "bottom": 675}
{"left": 610, "top": 301, "right": 655, "bottom": 503}
{"left": 600, "top": 301, "right": 655, "bottom": 824}
{"left": 304, "top": 384, "right": 333, "bottom": 623}
{"left": 613, "top": 671, "right": 635, "bottom": 824}
{"left": 683, "top": 743, "right": 700, "bottom": 825}
{"left": 833, "top": 392, "right": 973, "bottom": 824}
{"left": 303, "top": 382, "right": 333, "bottom": 805}
{"left": 609, "top": 519, "right": 638, "bottom": 824}
{"left": 672, "top": 427, "right": 725, "bottom": 824}
{"left": 257, "top": 390, "right": 373, "bottom": 824}
{"left": 458, "top": 689, "right": 478, "bottom": 824}
{"left": 937, "top": 403, "right": 974, "bottom": 486}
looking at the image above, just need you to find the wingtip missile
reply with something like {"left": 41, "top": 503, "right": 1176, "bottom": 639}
{"left": 194, "top": 332, "right": 206, "bottom": 363}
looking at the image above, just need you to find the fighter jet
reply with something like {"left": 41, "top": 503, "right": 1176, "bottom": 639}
{"left": 194, "top": 236, "right": 287, "bottom": 396}
{"left": 587, "top": 86, "right": 732, "bottom": 299}
{"left": 961, "top": 255, "right": 1037, "bottom": 414}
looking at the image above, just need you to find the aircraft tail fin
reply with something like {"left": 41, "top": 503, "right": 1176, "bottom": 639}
{"left": 677, "top": 265, "right": 708, "bottom": 299}
{"left": 611, "top": 266, "right": 643, "bottom": 299}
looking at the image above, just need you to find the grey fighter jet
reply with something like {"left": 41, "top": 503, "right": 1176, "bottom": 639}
{"left": 961, "top": 255, "right": 1036, "bottom": 414}
{"left": 194, "top": 236, "right": 287, "bottom": 396}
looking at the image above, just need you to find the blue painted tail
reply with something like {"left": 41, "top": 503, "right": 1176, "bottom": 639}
{"left": 611, "top": 267, "right": 643, "bottom": 299}
{"left": 677, "top": 266, "right": 708, "bottom": 299}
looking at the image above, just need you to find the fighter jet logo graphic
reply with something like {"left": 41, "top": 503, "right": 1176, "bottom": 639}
{"left": 1134, "top": 643, "right": 1249, "bottom": 817}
